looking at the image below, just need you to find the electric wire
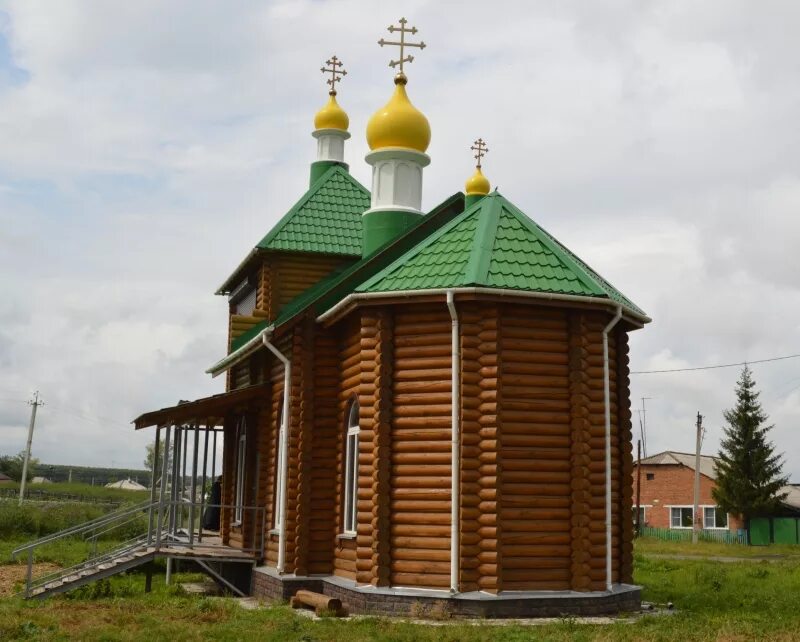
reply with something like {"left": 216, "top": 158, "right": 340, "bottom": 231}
{"left": 632, "top": 352, "right": 800, "bottom": 374}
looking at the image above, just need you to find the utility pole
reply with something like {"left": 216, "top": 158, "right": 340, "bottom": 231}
{"left": 692, "top": 411, "right": 703, "bottom": 545}
{"left": 635, "top": 439, "right": 642, "bottom": 537}
{"left": 19, "top": 391, "right": 44, "bottom": 506}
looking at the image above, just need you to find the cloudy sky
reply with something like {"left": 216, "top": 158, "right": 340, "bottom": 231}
{"left": 1, "top": 1, "right": 799, "bottom": 478}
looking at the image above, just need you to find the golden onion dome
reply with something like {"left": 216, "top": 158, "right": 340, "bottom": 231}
{"left": 366, "top": 74, "right": 430, "bottom": 153}
{"left": 465, "top": 167, "right": 491, "bottom": 196}
{"left": 314, "top": 92, "right": 349, "bottom": 131}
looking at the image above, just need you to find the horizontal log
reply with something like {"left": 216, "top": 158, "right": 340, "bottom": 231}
{"left": 392, "top": 547, "right": 450, "bottom": 562}
{"left": 390, "top": 572, "right": 450, "bottom": 588}
{"left": 291, "top": 590, "right": 345, "bottom": 616}
{"left": 391, "top": 536, "right": 450, "bottom": 549}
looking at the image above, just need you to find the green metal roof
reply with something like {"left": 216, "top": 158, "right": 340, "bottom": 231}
{"left": 355, "top": 191, "right": 646, "bottom": 316}
{"left": 226, "top": 193, "right": 466, "bottom": 354}
{"left": 256, "top": 165, "right": 370, "bottom": 256}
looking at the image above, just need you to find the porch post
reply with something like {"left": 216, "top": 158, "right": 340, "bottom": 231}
{"left": 147, "top": 425, "right": 161, "bottom": 546}
{"left": 189, "top": 423, "right": 200, "bottom": 547}
{"left": 181, "top": 427, "right": 189, "bottom": 533}
{"left": 155, "top": 425, "right": 172, "bottom": 550}
{"left": 199, "top": 421, "right": 210, "bottom": 543}
{"left": 169, "top": 425, "right": 181, "bottom": 536}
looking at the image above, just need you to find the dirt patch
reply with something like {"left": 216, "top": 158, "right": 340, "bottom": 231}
{"left": 0, "top": 562, "right": 61, "bottom": 596}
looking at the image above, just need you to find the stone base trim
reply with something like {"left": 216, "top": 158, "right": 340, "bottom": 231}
{"left": 252, "top": 566, "right": 641, "bottom": 618}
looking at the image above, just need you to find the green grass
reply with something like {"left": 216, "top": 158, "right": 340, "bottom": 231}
{"left": 2, "top": 481, "right": 149, "bottom": 504}
{"left": 0, "top": 501, "right": 148, "bottom": 541}
{"left": 1, "top": 538, "right": 800, "bottom": 640}
{"left": 1, "top": 538, "right": 127, "bottom": 569}
{"left": 635, "top": 536, "right": 800, "bottom": 558}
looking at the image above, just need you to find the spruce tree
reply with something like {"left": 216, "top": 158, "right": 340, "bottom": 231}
{"left": 713, "top": 366, "right": 788, "bottom": 522}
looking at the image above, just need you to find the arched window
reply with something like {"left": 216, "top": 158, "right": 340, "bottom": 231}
{"left": 343, "top": 399, "right": 360, "bottom": 534}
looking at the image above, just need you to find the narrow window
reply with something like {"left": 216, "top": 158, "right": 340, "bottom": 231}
{"left": 273, "top": 403, "right": 284, "bottom": 530}
{"left": 646, "top": 473, "right": 655, "bottom": 481}
{"left": 234, "top": 417, "right": 247, "bottom": 525}
{"left": 670, "top": 506, "right": 693, "bottom": 528}
{"left": 343, "top": 400, "right": 360, "bottom": 534}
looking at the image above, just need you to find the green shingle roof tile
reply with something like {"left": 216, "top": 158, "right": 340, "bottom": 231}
{"left": 256, "top": 165, "right": 370, "bottom": 256}
{"left": 355, "top": 192, "right": 647, "bottom": 319}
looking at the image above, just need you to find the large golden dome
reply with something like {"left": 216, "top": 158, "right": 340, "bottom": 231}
{"left": 314, "top": 92, "right": 349, "bottom": 131}
{"left": 366, "top": 75, "right": 430, "bottom": 153}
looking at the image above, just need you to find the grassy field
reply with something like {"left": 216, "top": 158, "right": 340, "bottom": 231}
{"left": 2, "top": 537, "right": 800, "bottom": 641}
{"left": 1, "top": 481, "right": 150, "bottom": 504}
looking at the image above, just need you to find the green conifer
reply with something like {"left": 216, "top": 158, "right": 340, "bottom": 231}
{"left": 713, "top": 366, "right": 788, "bottom": 523}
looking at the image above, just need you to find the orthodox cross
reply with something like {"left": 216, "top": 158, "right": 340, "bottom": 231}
{"left": 470, "top": 138, "right": 489, "bottom": 168}
{"left": 378, "top": 17, "right": 426, "bottom": 75}
{"left": 321, "top": 55, "right": 347, "bottom": 94}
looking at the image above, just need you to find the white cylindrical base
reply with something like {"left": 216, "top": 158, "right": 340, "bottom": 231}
{"left": 312, "top": 129, "right": 351, "bottom": 163}
{"left": 365, "top": 147, "right": 431, "bottom": 214}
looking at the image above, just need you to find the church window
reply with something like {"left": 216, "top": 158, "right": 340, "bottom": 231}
{"left": 273, "top": 403, "right": 284, "bottom": 530}
{"left": 343, "top": 400, "right": 360, "bottom": 534}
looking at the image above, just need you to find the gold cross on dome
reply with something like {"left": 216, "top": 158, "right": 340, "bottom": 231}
{"left": 321, "top": 55, "right": 347, "bottom": 94}
{"left": 378, "top": 17, "right": 426, "bottom": 75}
{"left": 470, "top": 138, "right": 489, "bottom": 168}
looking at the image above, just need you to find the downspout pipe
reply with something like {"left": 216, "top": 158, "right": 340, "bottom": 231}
{"left": 603, "top": 306, "right": 623, "bottom": 592}
{"left": 446, "top": 290, "right": 460, "bottom": 594}
{"left": 263, "top": 333, "right": 291, "bottom": 575}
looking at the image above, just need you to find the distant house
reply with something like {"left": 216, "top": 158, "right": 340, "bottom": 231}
{"left": 105, "top": 478, "right": 147, "bottom": 491}
{"left": 0, "top": 472, "right": 13, "bottom": 484}
{"left": 30, "top": 476, "right": 52, "bottom": 484}
{"left": 632, "top": 451, "right": 800, "bottom": 532}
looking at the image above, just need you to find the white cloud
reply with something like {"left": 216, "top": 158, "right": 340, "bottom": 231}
{"left": 0, "top": 0, "right": 799, "bottom": 479}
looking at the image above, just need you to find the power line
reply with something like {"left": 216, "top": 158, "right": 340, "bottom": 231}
{"left": 631, "top": 353, "right": 800, "bottom": 375}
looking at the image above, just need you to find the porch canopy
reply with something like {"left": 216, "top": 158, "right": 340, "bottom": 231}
{"left": 133, "top": 383, "right": 268, "bottom": 430}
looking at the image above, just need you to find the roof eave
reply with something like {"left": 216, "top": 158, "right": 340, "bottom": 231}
{"left": 215, "top": 248, "right": 261, "bottom": 296}
{"left": 317, "top": 287, "right": 651, "bottom": 327}
{"left": 205, "top": 325, "right": 273, "bottom": 377}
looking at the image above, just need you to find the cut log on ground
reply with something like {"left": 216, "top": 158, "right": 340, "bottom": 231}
{"left": 290, "top": 589, "right": 347, "bottom": 616}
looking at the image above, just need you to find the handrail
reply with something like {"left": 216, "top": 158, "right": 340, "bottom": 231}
{"left": 11, "top": 500, "right": 154, "bottom": 558}
{"left": 15, "top": 499, "right": 266, "bottom": 598}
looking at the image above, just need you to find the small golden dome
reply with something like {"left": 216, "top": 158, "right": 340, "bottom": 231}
{"left": 366, "top": 75, "right": 430, "bottom": 153}
{"left": 465, "top": 167, "right": 490, "bottom": 196}
{"left": 314, "top": 92, "right": 349, "bottom": 131}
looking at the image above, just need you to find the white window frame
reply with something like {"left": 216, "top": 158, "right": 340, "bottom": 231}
{"left": 342, "top": 400, "right": 360, "bottom": 535}
{"left": 234, "top": 418, "right": 247, "bottom": 526}
{"left": 668, "top": 505, "right": 694, "bottom": 529}
{"left": 273, "top": 404, "right": 285, "bottom": 531}
{"left": 702, "top": 505, "right": 729, "bottom": 530}
{"left": 633, "top": 505, "right": 650, "bottom": 526}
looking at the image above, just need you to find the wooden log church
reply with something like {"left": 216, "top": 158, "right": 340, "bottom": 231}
{"left": 134, "top": 20, "right": 650, "bottom": 617}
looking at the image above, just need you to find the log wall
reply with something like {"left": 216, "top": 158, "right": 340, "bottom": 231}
{"left": 236, "top": 296, "right": 634, "bottom": 593}
{"left": 333, "top": 317, "right": 361, "bottom": 580}
{"left": 362, "top": 309, "right": 393, "bottom": 586}
{"left": 616, "top": 329, "right": 634, "bottom": 584}
{"left": 305, "top": 321, "right": 340, "bottom": 575}
{"left": 498, "top": 306, "right": 572, "bottom": 591}
{"left": 273, "top": 253, "right": 352, "bottom": 312}
{"left": 389, "top": 306, "right": 452, "bottom": 589}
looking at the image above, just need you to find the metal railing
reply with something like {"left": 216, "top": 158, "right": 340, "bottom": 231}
{"left": 639, "top": 525, "right": 749, "bottom": 545}
{"left": 11, "top": 500, "right": 265, "bottom": 598}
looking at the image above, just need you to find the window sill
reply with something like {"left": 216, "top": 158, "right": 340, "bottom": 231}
{"left": 268, "top": 528, "right": 280, "bottom": 536}
{"left": 337, "top": 532, "right": 357, "bottom": 540}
